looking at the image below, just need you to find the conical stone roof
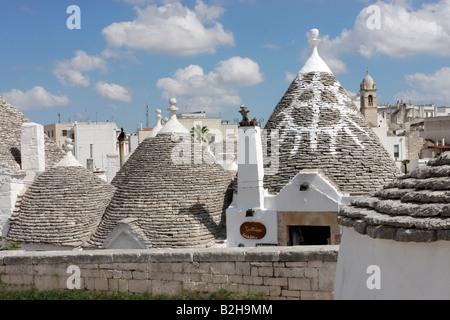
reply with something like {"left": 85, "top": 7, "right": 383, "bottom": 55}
{"left": 263, "top": 29, "right": 400, "bottom": 195}
{"left": 338, "top": 152, "right": 450, "bottom": 242}
{"left": 89, "top": 103, "right": 233, "bottom": 249}
{"left": 0, "top": 95, "right": 65, "bottom": 175}
{"left": 6, "top": 145, "right": 116, "bottom": 247}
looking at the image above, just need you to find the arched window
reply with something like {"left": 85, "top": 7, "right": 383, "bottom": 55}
{"left": 368, "top": 95, "right": 374, "bottom": 106}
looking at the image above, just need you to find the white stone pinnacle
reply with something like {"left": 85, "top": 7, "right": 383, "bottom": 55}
{"left": 156, "top": 109, "right": 162, "bottom": 119}
{"left": 157, "top": 98, "right": 189, "bottom": 135}
{"left": 149, "top": 109, "right": 163, "bottom": 137}
{"left": 55, "top": 138, "right": 83, "bottom": 167}
{"left": 168, "top": 98, "right": 178, "bottom": 116}
{"left": 299, "top": 28, "right": 333, "bottom": 75}
{"left": 64, "top": 138, "right": 74, "bottom": 153}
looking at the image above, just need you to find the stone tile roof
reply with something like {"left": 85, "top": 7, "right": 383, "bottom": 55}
{"left": 263, "top": 69, "right": 400, "bottom": 195}
{"left": 88, "top": 132, "right": 234, "bottom": 249}
{"left": 6, "top": 165, "right": 116, "bottom": 247}
{"left": 338, "top": 152, "right": 450, "bottom": 242}
{"left": 0, "top": 95, "right": 65, "bottom": 175}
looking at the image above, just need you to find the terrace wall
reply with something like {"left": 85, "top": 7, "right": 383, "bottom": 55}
{"left": 0, "top": 246, "right": 338, "bottom": 300}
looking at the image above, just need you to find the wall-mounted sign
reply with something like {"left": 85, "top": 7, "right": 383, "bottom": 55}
{"left": 240, "top": 222, "right": 267, "bottom": 240}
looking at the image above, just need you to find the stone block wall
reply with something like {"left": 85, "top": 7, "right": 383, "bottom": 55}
{"left": 0, "top": 246, "right": 338, "bottom": 300}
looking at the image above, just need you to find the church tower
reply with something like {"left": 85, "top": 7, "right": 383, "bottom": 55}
{"left": 360, "top": 71, "right": 378, "bottom": 127}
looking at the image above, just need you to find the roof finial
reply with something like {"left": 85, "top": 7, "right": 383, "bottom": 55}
{"left": 308, "top": 28, "right": 320, "bottom": 49}
{"left": 299, "top": 28, "right": 333, "bottom": 74}
{"left": 64, "top": 138, "right": 74, "bottom": 155}
{"left": 157, "top": 98, "right": 189, "bottom": 135}
{"left": 55, "top": 137, "right": 83, "bottom": 167}
{"left": 168, "top": 98, "right": 178, "bottom": 117}
{"left": 149, "top": 109, "right": 163, "bottom": 138}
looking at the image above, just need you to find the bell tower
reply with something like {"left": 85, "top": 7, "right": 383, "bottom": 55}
{"left": 360, "top": 70, "right": 378, "bottom": 127}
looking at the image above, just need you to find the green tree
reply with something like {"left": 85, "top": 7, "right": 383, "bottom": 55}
{"left": 401, "top": 159, "right": 410, "bottom": 174}
{"left": 190, "top": 125, "right": 210, "bottom": 144}
{"left": 0, "top": 236, "right": 21, "bottom": 251}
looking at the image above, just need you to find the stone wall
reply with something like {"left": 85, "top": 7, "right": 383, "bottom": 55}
{"left": 424, "top": 115, "right": 450, "bottom": 144}
{"left": 405, "top": 130, "right": 423, "bottom": 160}
{"left": 0, "top": 246, "right": 338, "bottom": 300}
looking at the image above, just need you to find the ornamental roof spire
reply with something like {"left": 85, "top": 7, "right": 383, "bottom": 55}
{"left": 149, "top": 109, "right": 163, "bottom": 137}
{"left": 299, "top": 28, "right": 333, "bottom": 74}
{"left": 157, "top": 98, "right": 189, "bottom": 135}
{"left": 55, "top": 138, "right": 83, "bottom": 167}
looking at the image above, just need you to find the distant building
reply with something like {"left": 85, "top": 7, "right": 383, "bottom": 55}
{"left": 423, "top": 116, "right": 450, "bottom": 150}
{"left": 358, "top": 73, "right": 450, "bottom": 172}
{"left": 360, "top": 71, "right": 378, "bottom": 128}
{"left": 136, "top": 108, "right": 239, "bottom": 171}
{"left": 44, "top": 121, "right": 122, "bottom": 183}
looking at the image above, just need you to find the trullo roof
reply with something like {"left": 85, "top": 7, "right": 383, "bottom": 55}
{"left": 6, "top": 142, "right": 116, "bottom": 248}
{"left": 338, "top": 152, "right": 450, "bottom": 242}
{"left": 0, "top": 95, "right": 65, "bottom": 175}
{"left": 88, "top": 100, "right": 233, "bottom": 248}
{"left": 263, "top": 29, "right": 400, "bottom": 195}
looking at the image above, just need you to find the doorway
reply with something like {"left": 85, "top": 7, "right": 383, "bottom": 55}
{"left": 288, "top": 226, "right": 331, "bottom": 246}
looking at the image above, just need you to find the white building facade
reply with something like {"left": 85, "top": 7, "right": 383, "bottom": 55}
{"left": 44, "top": 121, "right": 122, "bottom": 183}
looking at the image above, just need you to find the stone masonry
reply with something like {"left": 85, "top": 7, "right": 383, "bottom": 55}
{"left": 0, "top": 246, "right": 338, "bottom": 300}
{"left": 264, "top": 71, "right": 400, "bottom": 195}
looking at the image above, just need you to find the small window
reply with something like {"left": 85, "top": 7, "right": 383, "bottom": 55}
{"left": 368, "top": 95, "right": 374, "bottom": 106}
{"left": 394, "top": 144, "right": 399, "bottom": 158}
{"left": 62, "top": 130, "right": 67, "bottom": 137}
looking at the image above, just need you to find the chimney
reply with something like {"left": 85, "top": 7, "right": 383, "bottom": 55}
{"left": 118, "top": 128, "right": 126, "bottom": 167}
{"left": 21, "top": 122, "right": 46, "bottom": 174}
{"left": 86, "top": 144, "right": 95, "bottom": 172}
{"left": 236, "top": 106, "right": 265, "bottom": 209}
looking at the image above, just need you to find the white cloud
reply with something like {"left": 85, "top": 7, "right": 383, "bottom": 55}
{"left": 215, "top": 57, "right": 264, "bottom": 87}
{"left": 3, "top": 86, "right": 71, "bottom": 111}
{"left": 263, "top": 43, "right": 279, "bottom": 50}
{"left": 116, "top": 0, "right": 156, "bottom": 6}
{"left": 285, "top": 72, "right": 296, "bottom": 82}
{"left": 194, "top": 0, "right": 225, "bottom": 22}
{"left": 156, "top": 56, "right": 263, "bottom": 112}
{"left": 102, "top": 0, "right": 234, "bottom": 56}
{"left": 316, "top": 0, "right": 450, "bottom": 74}
{"left": 95, "top": 82, "right": 132, "bottom": 103}
{"left": 395, "top": 67, "right": 450, "bottom": 103}
{"left": 53, "top": 50, "right": 107, "bottom": 87}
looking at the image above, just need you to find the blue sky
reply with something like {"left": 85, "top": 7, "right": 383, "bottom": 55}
{"left": 1, "top": 0, "right": 450, "bottom": 132}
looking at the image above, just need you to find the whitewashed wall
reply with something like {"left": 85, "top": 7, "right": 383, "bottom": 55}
{"left": 335, "top": 227, "right": 450, "bottom": 300}
{"left": 0, "top": 162, "right": 25, "bottom": 237}
{"left": 74, "top": 122, "right": 118, "bottom": 172}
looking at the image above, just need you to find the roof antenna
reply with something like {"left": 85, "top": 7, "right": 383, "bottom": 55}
{"left": 146, "top": 105, "right": 149, "bottom": 129}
